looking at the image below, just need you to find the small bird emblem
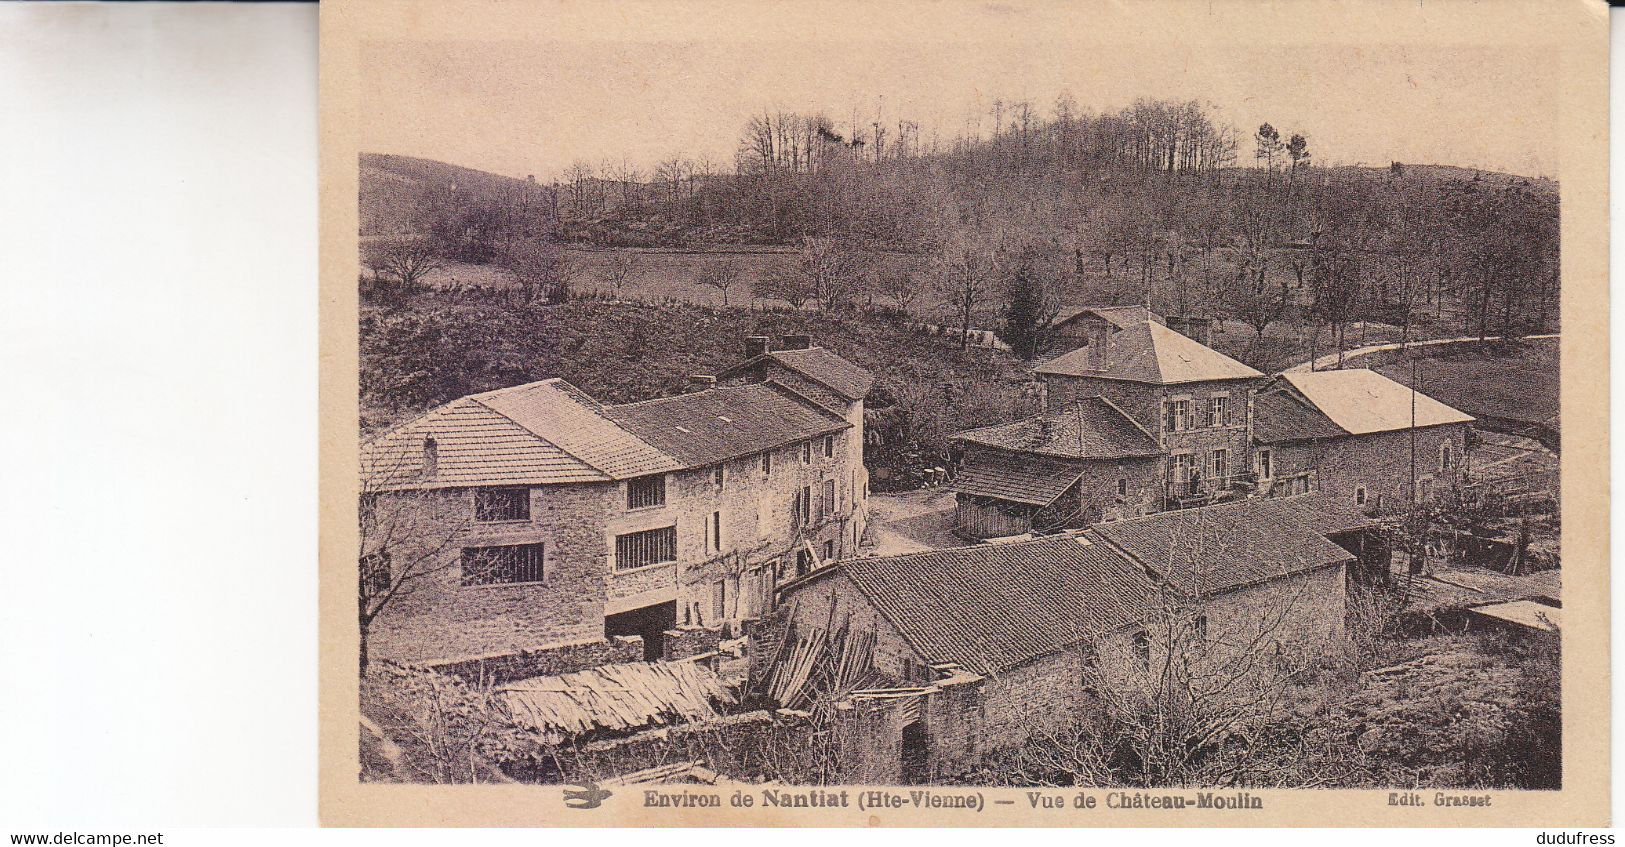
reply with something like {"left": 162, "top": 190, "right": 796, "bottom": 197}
{"left": 563, "top": 782, "right": 613, "bottom": 809}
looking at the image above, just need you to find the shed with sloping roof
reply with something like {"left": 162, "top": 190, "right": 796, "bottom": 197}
{"left": 948, "top": 397, "right": 1164, "bottom": 538}
{"left": 771, "top": 499, "right": 1357, "bottom": 756}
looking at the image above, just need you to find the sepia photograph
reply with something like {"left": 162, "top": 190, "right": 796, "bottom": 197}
{"left": 320, "top": 0, "right": 1609, "bottom": 826}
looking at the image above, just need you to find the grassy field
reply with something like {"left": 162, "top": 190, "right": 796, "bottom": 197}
{"left": 1366, "top": 337, "right": 1560, "bottom": 429}
{"left": 407, "top": 246, "right": 936, "bottom": 311}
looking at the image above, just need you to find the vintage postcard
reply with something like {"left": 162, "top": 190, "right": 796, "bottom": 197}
{"left": 319, "top": 0, "right": 1610, "bottom": 826}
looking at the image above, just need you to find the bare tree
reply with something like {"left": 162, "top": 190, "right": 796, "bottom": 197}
{"left": 752, "top": 264, "right": 815, "bottom": 309}
{"left": 357, "top": 451, "right": 471, "bottom": 673}
{"left": 936, "top": 232, "right": 997, "bottom": 350}
{"left": 695, "top": 260, "right": 743, "bottom": 306}
{"left": 600, "top": 252, "right": 636, "bottom": 300}
{"left": 364, "top": 237, "right": 447, "bottom": 291}
{"left": 501, "top": 240, "right": 579, "bottom": 305}
{"left": 798, "top": 236, "right": 871, "bottom": 310}
{"left": 881, "top": 269, "right": 925, "bottom": 314}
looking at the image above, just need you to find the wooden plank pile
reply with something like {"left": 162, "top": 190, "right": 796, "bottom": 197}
{"left": 761, "top": 621, "right": 876, "bottom": 710}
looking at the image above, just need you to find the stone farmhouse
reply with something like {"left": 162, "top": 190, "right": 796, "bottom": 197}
{"left": 766, "top": 497, "right": 1354, "bottom": 783}
{"left": 951, "top": 317, "right": 1264, "bottom": 537}
{"left": 359, "top": 337, "right": 872, "bottom": 674}
{"left": 1252, "top": 368, "right": 1475, "bottom": 511}
{"left": 954, "top": 308, "right": 1478, "bottom": 540}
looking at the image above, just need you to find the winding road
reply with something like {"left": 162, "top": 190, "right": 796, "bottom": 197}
{"left": 1281, "top": 333, "right": 1560, "bottom": 374}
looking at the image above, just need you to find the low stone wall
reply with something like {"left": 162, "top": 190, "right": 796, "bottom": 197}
{"left": 429, "top": 636, "right": 645, "bottom": 685}
{"left": 663, "top": 626, "right": 722, "bottom": 661}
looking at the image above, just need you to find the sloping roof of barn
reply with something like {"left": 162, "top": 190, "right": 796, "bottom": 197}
{"left": 360, "top": 378, "right": 680, "bottom": 489}
{"left": 952, "top": 451, "right": 1090, "bottom": 507}
{"left": 791, "top": 535, "right": 1158, "bottom": 675}
{"left": 602, "top": 382, "right": 849, "bottom": 468}
{"left": 719, "top": 345, "right": 874, "bottom": 400}
{"left": 1275, "top": 369, "right": 1475, "bottom": 436}
{"left": 1051, "top": 304, "right": 1162, "bottom": 331}
{"left": 1088, "top": 497, "right": 1354, "bottom": 597}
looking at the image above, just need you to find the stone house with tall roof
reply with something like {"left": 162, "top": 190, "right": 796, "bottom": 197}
{"left": 769, "top": 497, "right": 1354, "bottom": 782}
{"left": 360, "top": 339, "right": 873, "bottom": 675}
{"left": 1034, "top": 319, "right": 1265, "bottom": 509}
{"left": 1252, "top": 368, "right": 1475, "bottom": 512}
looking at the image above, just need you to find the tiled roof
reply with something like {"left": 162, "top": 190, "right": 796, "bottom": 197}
{"left": 1269, "top": 491, "right": 1383, "bottom": 537}
{"left": 1090, "top": 498, "right": 1354, "bottom": 597}
{"left": 360, "top": 379, "right": 679, "bottom": 489}
{"left": 1037, "top": 321, "right": 1263, "bottom": 384}
{"left": 952, "top": 397, "right": 1162, "bottom": 459}
{"left": 361, "top": 376, "right": 847, "bottom": 489}
{"left": 603, "top": 382, "right": 849, "bottom": 467}
{"left": 829, "top": 536, "right": 1158, "bottom": 674}
{"left": 1278, "top": 369, "right": 1474, "bottom": 436}
{"left": 1252, "top": 389, "right": 1346, "bottom": 444}
{"left": 953, "top": 451, "right": 1087, "bottom": 506}
{"left": 474, "top": 379, "right": 680, "bottom": 478}
{"left": 719, "top": 346, "right": 874, "bottom": 401}
{"left": 1052, "top": 304, "right": 1161, "bottom": 330}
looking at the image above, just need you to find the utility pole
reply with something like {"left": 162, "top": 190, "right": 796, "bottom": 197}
{"left": 1408, "top": 354, "right": 1421, "bottom": 575}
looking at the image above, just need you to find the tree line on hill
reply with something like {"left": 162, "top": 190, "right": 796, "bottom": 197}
{"left": 363, "top": 94, "right": 1559, "bottom": 361}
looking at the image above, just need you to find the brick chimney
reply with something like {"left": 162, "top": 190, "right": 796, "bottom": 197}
{"left": 686, "top": 374, "right": 717, "bottom": 393}
{"left": 780, "top": 334, "right": 812, "bottom": 350}
{"left": 745, "top": 335, "right": 770, "bottom": 358}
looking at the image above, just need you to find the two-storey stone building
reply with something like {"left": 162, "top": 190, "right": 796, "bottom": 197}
{"left": 359, "top": 341, "right": 873, "bottom": 671}
{"left": 1034, "top": 318, "right": 1265, "bottom": 509}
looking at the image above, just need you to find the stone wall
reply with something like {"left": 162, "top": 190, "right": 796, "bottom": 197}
{"left": 1040, "top": 373, "right": 1260, "bottom": 501}
{"left": 367, "top": 483, "right": 616, "bottom": 665}
{"left": 603, "top": 422, "right": 863, "bottom": 632}
{"left": 662, "top": 626, "right": 722, "bottom": 661}
{"left": 1090, "top": 563, "right": 1349, "bottom": 697}
{"left": 1263, "top": 423, "right": 1469, "bottom": 512}
{"left": 429, "top": 636, "right": 645, "bottom": 686}
{"left": 775, "top": 569, "right": 921, "bottom": 681}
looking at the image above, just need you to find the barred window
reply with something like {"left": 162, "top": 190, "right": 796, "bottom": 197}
{"left": 627, "top": 474, "right": 666, "bottom": 509}
{"left": 474, "top": 487, "right": 530, "bottom": 522}
{"left": 615, "top": 526, "right": 677, "bottom": 570}
{"left": 461, "top": 543, "right": 544, "bottom": 586}
{"left": 762, "top": 451, "right": 773, "bottom": 476}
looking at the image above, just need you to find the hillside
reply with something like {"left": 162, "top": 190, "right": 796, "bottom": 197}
{"left": 360, "top": 290, "right": 1037, "bottom": 481}
{"left": 360, "top": 152, "right": 551, "bottom": 237}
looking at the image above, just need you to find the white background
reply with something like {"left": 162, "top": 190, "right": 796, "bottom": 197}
{"left": 0, "top": 1, "right": 1616, "bottom": 840}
